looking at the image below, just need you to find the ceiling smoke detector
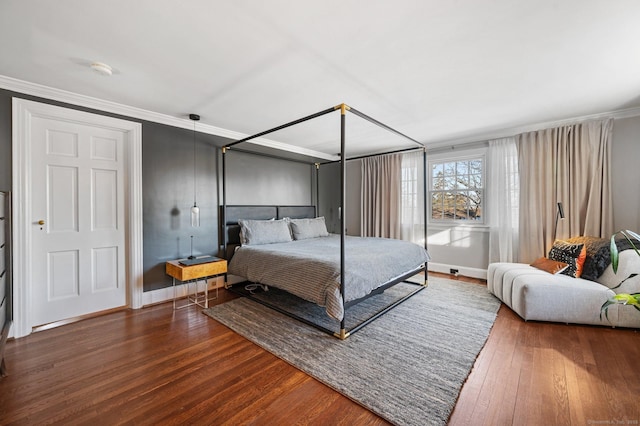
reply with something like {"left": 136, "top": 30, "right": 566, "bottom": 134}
{"left": 90, "top": 62, "right": 113, "bottom": 76}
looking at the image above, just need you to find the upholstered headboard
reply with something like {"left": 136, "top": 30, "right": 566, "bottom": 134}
{"left": 221, "top": 205, "right": 316, "bottom": 259}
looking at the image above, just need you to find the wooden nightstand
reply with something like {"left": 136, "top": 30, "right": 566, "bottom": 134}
{"left": 166, "top": 257, "right": 227, "bottom": 309}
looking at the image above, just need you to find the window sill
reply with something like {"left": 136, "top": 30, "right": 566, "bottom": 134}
{"left": 428, "top": 223, "right": 489, "bottom": 232}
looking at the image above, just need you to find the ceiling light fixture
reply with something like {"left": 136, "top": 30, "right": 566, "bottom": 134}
{"left": 189, "top": 114, "right": 201, "bottom": 228}
{"left": 90, "top": 61, "right": 113, "bottom": 76}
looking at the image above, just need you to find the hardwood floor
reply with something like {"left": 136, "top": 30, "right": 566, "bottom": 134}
{"left": 1, "top": 273, "right": 639, "bottom": 425}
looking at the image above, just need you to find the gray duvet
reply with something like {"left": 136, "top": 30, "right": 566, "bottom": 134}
{"left": 228, "top": 234, "right": 430, "bottom": 320}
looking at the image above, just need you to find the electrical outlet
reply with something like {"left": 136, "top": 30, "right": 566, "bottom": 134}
{"left": 450, "top": 268, "right": 459, "bottom": 276}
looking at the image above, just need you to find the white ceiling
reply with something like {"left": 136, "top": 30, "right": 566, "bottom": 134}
{"left": 1, "top": 0, "right": 640, "bottom": 158}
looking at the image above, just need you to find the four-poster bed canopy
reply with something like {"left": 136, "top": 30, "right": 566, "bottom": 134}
{"left": 220, "top": 103, "right": 429, "bottom": 339}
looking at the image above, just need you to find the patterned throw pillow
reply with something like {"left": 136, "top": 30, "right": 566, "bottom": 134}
{"left": 565, "top": 236, "right": 610, "bottom": 281}
{"left": 548, "top": 240, "right": 586, "bottom": 278}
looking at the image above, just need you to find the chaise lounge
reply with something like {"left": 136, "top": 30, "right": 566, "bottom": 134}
{"left": 488, "top": 238, "right": 640, "bottom": 328}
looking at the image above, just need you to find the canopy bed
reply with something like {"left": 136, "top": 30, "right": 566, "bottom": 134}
{"left": 220, "top": 104, "right": 429, "bottom": 339}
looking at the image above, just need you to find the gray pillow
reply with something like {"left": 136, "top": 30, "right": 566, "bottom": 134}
{"left": 238, "top": 218, "right": 292, "bottom": 245}
{"left": 290, "top": 217, "right": 329, "bottom": 240}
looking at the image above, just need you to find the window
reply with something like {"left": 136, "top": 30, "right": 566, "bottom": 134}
{"left": 429, "top": 156, "right": 484, "bottom": 223}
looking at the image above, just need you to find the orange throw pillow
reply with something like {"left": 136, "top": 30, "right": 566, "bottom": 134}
{"left": 575, "top": 245, "right": 587, "bottom": 278}
{"left": 530, "top": 257, "right": 569, "bottom": 274}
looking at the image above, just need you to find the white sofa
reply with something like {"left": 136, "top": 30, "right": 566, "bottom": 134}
{"left": 488, "top": 250, "right": 640, "bottom": 328}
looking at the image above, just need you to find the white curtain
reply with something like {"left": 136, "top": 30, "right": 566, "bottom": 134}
{"left": 517, "top": 118, "right": 613, "bottom": 262}
{"left": 400, "top": 151, "right": 425, "bottom": 245}
{"left": 488, "top": 137, "right": 519, "bottom": 263}
{"left": 361, "top": 153, "right": 403, "bottom": 238}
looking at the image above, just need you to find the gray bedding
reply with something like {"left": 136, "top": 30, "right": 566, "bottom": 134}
{"left": 228, "top": 234, "right": 430, "bottom": 320}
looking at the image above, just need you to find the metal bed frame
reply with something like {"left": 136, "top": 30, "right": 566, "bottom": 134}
{"left": 221, "top": 103, "right": 428, "bottom": 339}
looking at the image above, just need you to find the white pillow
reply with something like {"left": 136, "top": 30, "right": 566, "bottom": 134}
{"left": 289, "top": 217, "right": 329, "bottom": 240}
{"left": 238, "top": 218, "right": 292, "bottom": 245}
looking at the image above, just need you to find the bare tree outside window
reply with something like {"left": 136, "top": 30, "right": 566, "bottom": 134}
{"left": 430, "top": 158, "right": 484, "bottom": 223}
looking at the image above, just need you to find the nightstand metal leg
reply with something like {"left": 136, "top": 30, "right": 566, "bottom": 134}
{"left": 173, "top": 277, "right": 177, "bottom": 310}
{"left": 204, "top": 278, "right": 208, "bottom": 308}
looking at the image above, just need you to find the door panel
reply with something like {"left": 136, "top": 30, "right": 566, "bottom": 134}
{"left": 92, "top": 246, "right": 118, "bottom": 291}
{"left": 47, "top": 129, "right": 78, "bottom": 157}
{"left": 92, "top": 169, "right": 118, "bottom": 230}
{"left": 47, "top": 250, "right": 79, "bottom": 299}
{"left": 48, "top": 165, "right": 78, "bottom": 232}
{"left": 91, "top": 135, "right": 118, "bottom": 161}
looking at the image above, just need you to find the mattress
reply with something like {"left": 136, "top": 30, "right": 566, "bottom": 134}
{"left": 228, "top": 234, "right": 430, "bottom": 320}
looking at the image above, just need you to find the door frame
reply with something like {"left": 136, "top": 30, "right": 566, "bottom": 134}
{"left": 11, "top": 98, "right": 144, "bottom": 338}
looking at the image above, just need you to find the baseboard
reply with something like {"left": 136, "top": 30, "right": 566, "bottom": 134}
{"left": 428, "top": 262, "right": 487, "bottom": 280}
{"left": 142, "top": 276, "right": 225, "bottom": 307}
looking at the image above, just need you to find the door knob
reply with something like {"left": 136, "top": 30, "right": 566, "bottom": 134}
{"left": 38, "top": 220, "right": 45, "bottom": 225}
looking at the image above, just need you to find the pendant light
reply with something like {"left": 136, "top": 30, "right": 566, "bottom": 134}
{"left": 189, "top": 113, "right": 200, "bottom": 227}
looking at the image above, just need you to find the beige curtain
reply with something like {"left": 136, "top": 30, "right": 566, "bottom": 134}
{"left": 361, "top": 153, "right": 402, "bottom": 238}
{"left": 517, "top": 118, "right": 613, "bottom": 262}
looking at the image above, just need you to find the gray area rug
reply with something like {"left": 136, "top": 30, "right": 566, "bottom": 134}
{"left": 203, "top": 277, "right": 500, "bottom": 426}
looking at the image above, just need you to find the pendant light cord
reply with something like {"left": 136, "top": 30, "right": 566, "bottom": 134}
{"left": 189, "top": 114, "right": 200, "bottom": 207}
{"left": 193, "top": 118, "right": 196, "bottom": 207}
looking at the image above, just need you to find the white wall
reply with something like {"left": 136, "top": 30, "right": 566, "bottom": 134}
{"left": 427, "top": 225, "right": 489, "bottom": 278}
{"left": 611, "top": 116, "right": 640, "bottom": 232}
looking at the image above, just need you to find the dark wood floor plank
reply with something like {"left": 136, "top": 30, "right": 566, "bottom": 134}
{"left": 480, "top": 309, "right": 522, "bottom": 426}
{"left": 1, "top": 272, "right": 639, "bottom": 425}
{"left": 563, "top": 342, "right": 587, "bottom": 425}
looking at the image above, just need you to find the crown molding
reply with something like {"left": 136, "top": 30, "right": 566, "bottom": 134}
{"left": 0, "top": 74, "right": 338, "bottom": 161}
{"left": 425, "top": 104, "right": 640, "bottom": 151}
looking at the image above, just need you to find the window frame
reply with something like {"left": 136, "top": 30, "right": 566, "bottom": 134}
{"left": 428, "top": 150, "right": 486, "bottom": 225}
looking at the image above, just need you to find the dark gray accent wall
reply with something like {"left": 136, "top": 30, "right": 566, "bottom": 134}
{"left": 316, "top": 160, "right": 361, "bottom": 236}
{"left": 317, "top": 162, "right": 341, "bottom": 234}
{"left": 0, "top": 91, "right": 13, "bottom": 191}
{"left": 142, "top": 123, "right": 223, "bottom": 291}
{"left": 225, "top": 150, "right": 314, "bottom": 205}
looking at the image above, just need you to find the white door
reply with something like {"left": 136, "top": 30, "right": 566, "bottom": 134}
{"left": 30, "top": 115, "right": 126, "bottom": 326}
